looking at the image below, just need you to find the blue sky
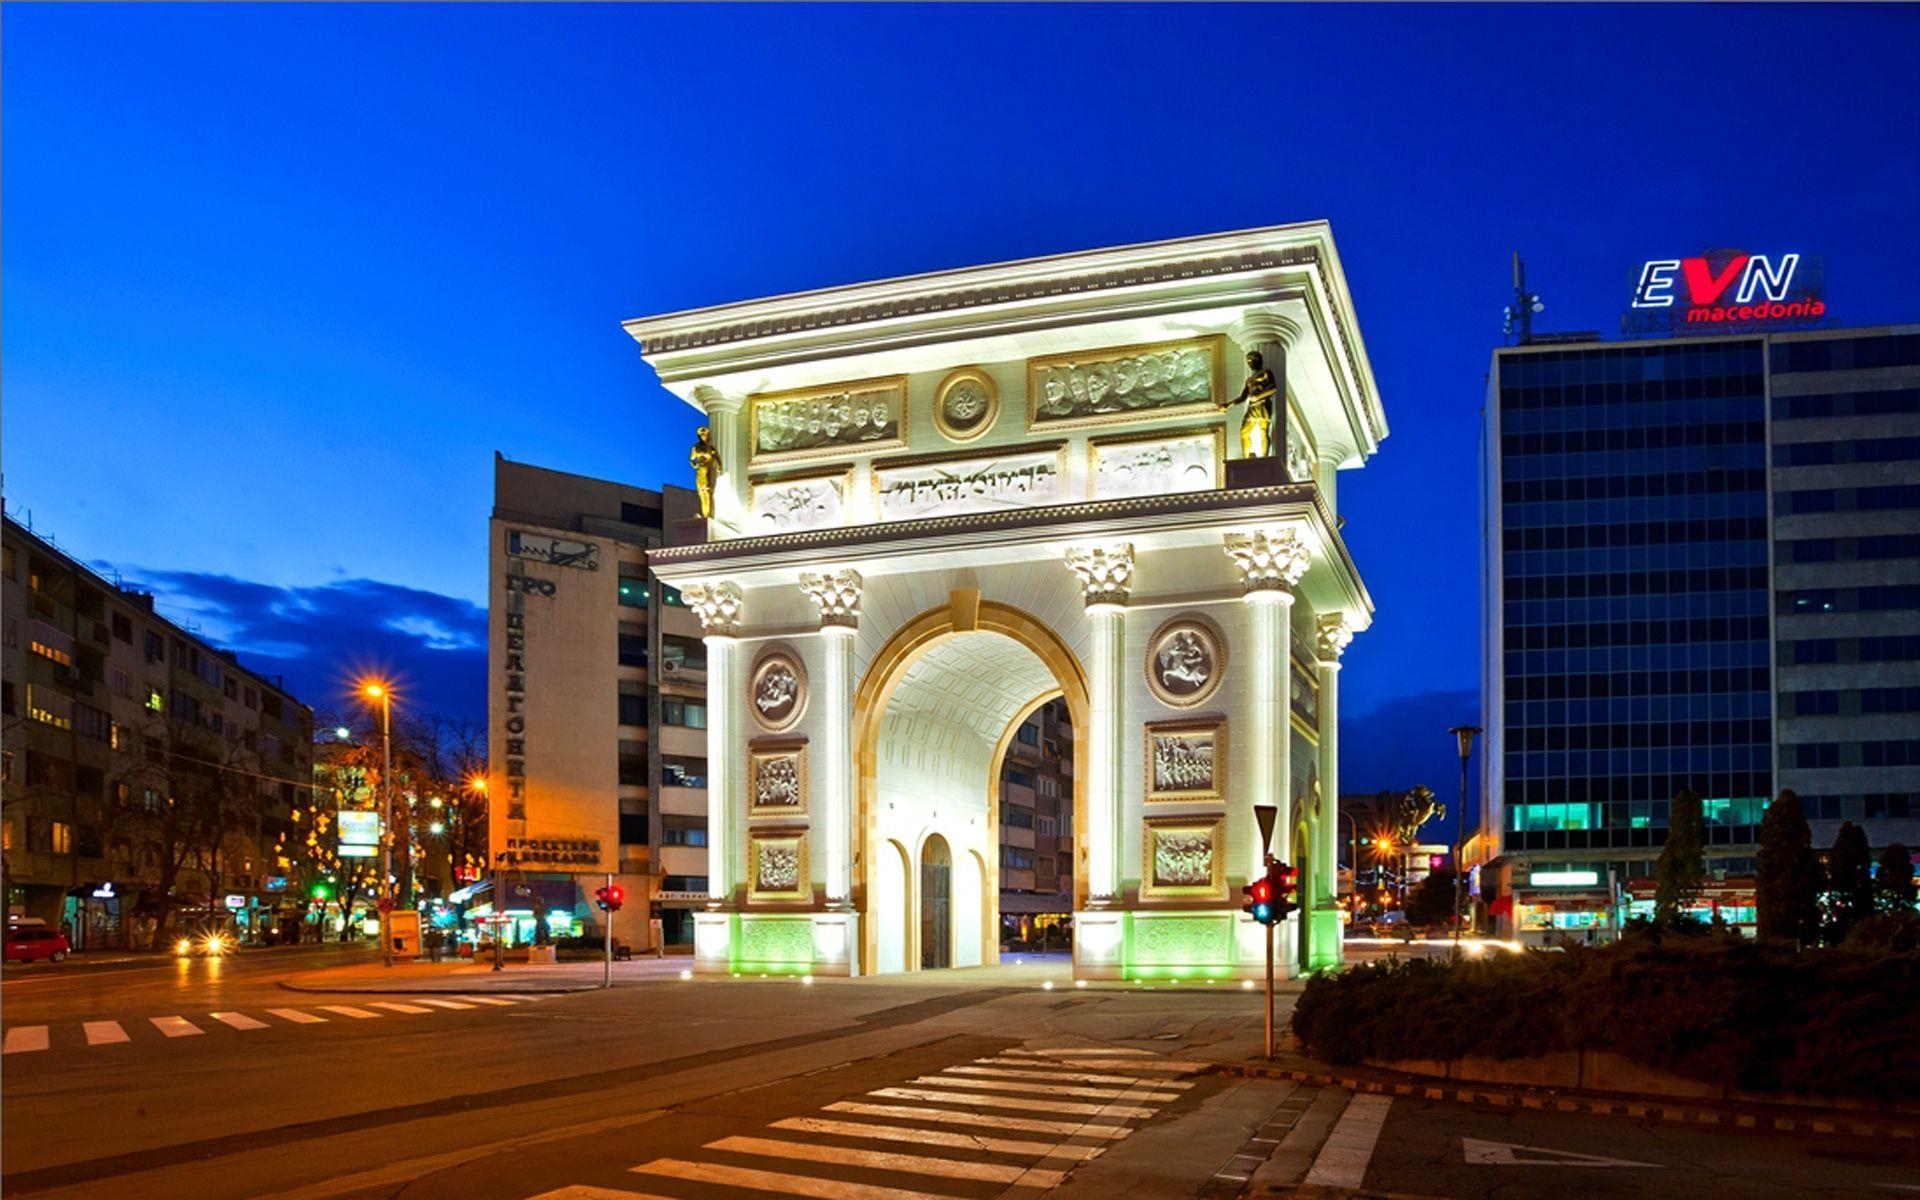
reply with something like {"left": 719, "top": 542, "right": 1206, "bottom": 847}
{"left": 6, "top": 5, "right": 1917, "bottom": 827}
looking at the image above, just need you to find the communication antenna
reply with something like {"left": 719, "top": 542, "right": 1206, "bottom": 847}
{"left": 1502, "top": 252, "right": 1546, "bottom": 345}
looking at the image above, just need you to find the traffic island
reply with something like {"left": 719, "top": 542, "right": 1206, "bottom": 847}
{"left": 278, "top": 956, "right": 693, "bottom": 994}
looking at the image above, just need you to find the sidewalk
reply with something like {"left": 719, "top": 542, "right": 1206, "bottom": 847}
{"left": 278, "top": 954, "right": 694, "bottom": 994}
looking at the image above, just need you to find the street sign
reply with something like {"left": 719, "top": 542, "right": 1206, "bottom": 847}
{"left": 1253, "top": 804, "right": 1277, "bottom": 856}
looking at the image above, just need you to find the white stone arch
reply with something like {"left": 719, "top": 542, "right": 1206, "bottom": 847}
{"left": 874, "top": 836, "right": 912, "bottom": 974}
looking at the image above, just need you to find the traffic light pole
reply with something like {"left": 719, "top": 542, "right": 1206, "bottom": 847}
{"left": 603, "top": 872, "right": 614, "bottom": 989}
{"left": 1264, "top": 851, "right": 1276, "bottom": 1061}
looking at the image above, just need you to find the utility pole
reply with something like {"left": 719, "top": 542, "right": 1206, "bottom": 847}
{"left": 603, "top": 872, "right": 614, "bottom": 989}
{"left": 1448, "top": 726, "right": 1482, "bottom": 960}
{"left": 364, "top": 682, "right": 395, "bottom": 969}
{"left": 1254, "top": 803, "right": 1278, "bottom": 1060}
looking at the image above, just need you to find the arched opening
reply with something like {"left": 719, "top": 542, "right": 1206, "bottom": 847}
{"left": 854, "top": 595, "right": 1089, "bottom": 974}
{"left": 919, "top": 834, "right": 953, "bottom": 969}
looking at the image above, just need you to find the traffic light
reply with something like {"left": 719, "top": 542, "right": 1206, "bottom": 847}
{"left": 1271, "top": 861, "right": 1300, "bottom": 920}
{"left": 595, "top": 884, "right": 626, "bottom": 913}
{"left": 1242, "top": 873, "right": 1276, "bottom": 925}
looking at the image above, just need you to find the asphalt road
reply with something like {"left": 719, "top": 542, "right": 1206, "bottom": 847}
{"left": 3, "top": 949, "right": 1915, "bottom": 1199}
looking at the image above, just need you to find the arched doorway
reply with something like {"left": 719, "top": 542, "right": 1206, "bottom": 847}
{"left": 854, "top": 594, "right": 1090, "bottom": 974}
{"left": 920, "top": 834, "right": 952, "bottom": 969}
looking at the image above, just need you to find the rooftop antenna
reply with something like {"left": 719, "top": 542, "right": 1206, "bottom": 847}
{"left": 1502, "top": 252, "right": 1546, "bottom": 345}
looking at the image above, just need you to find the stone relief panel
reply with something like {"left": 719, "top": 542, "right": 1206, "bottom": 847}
{"left": 750, "top": 376, "right": 907, "bottom": 465}
{"left": 932, "top": 367, "right": 1000, "bottom": 443}
{"left": 748, "top": 831, "right": 810, "bottom": 903}
{"left": 873, "top": 447, "right": 1066, "bottom": 522}
{"left": 749, "top": 472, "right": 848, "bottom": 534}
{"left": 1089, "top": 426, "right": 1225, "bottom": 500}
{"left": 1144, "top": 615, "right": 1227, "bottom": 709}
{"left": 1285, "top": 414, "right": 1317, "bottom": 486}
{"left": 1028, "top": 336, "right": 1223, "bottom": 432}
{"left": 749, "top": 740, "right": 808, "bottom": 817}
{"left": 1140, "top": 816, "right": 1228, "bottom": 900}
{"left": 750, "top": 649, "right": 808, "bottom": 733}
{"left": 1144, "top": 717, "right": 1226, "bottom": 803}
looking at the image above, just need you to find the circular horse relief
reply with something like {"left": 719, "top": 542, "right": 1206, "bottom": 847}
{"left": 1144, "top": 616, "right": 1226, "bottom": 708}
{"left": 932, "top": 367, "right": 999, "bottom": 442}
{"left": 750, "top": 650, "right": 808, "bottom": 732}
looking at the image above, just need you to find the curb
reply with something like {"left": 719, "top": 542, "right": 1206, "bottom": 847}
{"left": 1208, "top": 1060, "right": 1920, "bottom": 1142}
{"left": 276, "top": 975, "right": 605, "bottom": 996}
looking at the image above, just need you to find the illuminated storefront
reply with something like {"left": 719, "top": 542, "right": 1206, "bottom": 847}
{"left": 630, "top": 223, "right": 1390, "bottom": 980}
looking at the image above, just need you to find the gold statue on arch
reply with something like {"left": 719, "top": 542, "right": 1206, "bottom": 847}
{"left": 689, "top": 426, "right": 722, "bottom": 519}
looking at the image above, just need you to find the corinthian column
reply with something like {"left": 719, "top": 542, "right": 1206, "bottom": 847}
{"left": 682, "top": 581, "right": 743, "bottom": 904}
{"left": 1064, "top": 543, "right": 1133, "bottom": 905}
{"left": 1313, "top": 613, "right": 1354, "bottom": 969}
{"left": 1225, "top": 529, "right": 1312, "bottom": 964}
{"left": 800, "top": 569, "right": 862, "bottom": 908}
{"left": 694, "top": 386, "right": 748, "bottom": 531}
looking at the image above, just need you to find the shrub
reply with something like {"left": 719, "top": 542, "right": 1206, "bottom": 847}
{"left": 1292, "top": 940, "right": 1920, "bottom": 1101}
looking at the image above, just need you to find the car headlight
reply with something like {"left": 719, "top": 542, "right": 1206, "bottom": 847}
{"left": 175, "top": 938, "right": 194, "bottom": 956}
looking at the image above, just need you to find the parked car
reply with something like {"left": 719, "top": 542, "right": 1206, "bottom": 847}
{"left": 172, "top": 928, "right": 238, "bottom": 957}
{"left": 5, "top": 926, "right": 72, "bottom": 963}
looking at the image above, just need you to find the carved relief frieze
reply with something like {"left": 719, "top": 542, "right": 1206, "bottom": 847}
{"left": 749, "top": 471, "right": 849, "bottom": 534}
{"left": 1089, "top": 425, "right": 1225, "bottom": 500}
{"left": 873, "top": 446, "right": 1066, "bottom": 522}
{"left": 749, "top": 740, "right": 808, "bottom": 817}
{"left": 1144, "top": 716, "right": 1226, "bottom": 803}
{"left": 1141, "top": 815, "right": 1228, "bottom": 901}
{"left": 747, "top": 831, "right": 810, "bottom": 903}
{"left": 750, "top": 376, "right": 907, "bottom": 465}
{"left": 749, "top": 649, "right": 807, "bottom": 732}
{"left": 1144, "top": 615, "right": 1227, "bottom": 709}
{"left": 932, "top": 367, "right": 1000, "bottom": 443}
{"left": 1028, "top": 336, "right": 1224, "bottom": 432}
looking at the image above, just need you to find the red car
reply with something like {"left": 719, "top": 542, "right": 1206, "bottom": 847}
{"left": 4, "top": 926, "right": 72, "bottom": 963}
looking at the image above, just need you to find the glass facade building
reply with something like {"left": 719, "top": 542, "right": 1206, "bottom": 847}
{"left": 1483, "top": 325, "right": 1920, "bottom": 925}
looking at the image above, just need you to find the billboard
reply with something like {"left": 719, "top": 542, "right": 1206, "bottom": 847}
{"left": 338, "top": 810, "right": 381, "bottom": 857}
{"left": 1622, "top": 250, "right": 1825, "bottom": 336}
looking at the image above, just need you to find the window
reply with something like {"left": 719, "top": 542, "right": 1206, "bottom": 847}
{"left": 2, "top": 616, "right": 15, "bottom": 649}
{"left": 618, "top": 813, "right": 650, "bottom": 845}
{"left": 1001, "top": 804, "right": 1034, "bottom": 829}
{"left": 663, "top": 816, "right": 707, "bottom": 846}
{"left": 50, "top": 821, "right": 73, "bottom": 856}
{"left": 618, "top": 694, "right": 648, "bottom": 727}
{"left": 1793, "top": 744, "right": 1841, "bottom": 769}
{"left": 111, "top": 612, "right": 132, "bottom": 642}
{"left": 29, "top": 623, "right": 75, "bottom": 667}
{"left": 1036, "top": 815, "right": 1057, "bottom": 837}
{"left": 662, "top": 697, "right": 707, "bottom": 729}
{"left": 1001, "top": 847, "right": 1034, "bottom": 871}
{"left": 74, "top": 704, "right": 110, "bottom": 743}
{"left": 661, "top": 634, "right": 706, "bottom": 674}
{"left": 28, "top": 686, "right": 74, "bottom": 730}
{"left": 1005, "top": 768, "right": 1034, "bottom": 789}
{"left": 146, "top": 685, "right": 165, "bottom": 712}
{"left": 618, "top": 626, "right": 648, "bottom": 667}
{"left": 144, "top": 631, "right": 164, "bottom": 663}
{"left": 1791, "top": 691, "right": 1839, "bottom": 716}
{"left": 109, "top": 668, "right": 133, "bottom": 699}
{"left": 618, "top": 754, "right": 646, "bottom": 786}
{"left": 662, "top": 757, "right": 708, "bottom": 788}
{"left": 662, "top": 585, "right": 685, "bottom": 607}
{"left": 662, "top": 875, "right": 708, "bottom": 893}
{"left": 618, "top": 567, "right": 649, "bottom": 609}
{"left": 620, "top": 501, "right": 663, "bottom": 529}
{"left": 1017, "top": 724, "right": 1039, "bottom": 746}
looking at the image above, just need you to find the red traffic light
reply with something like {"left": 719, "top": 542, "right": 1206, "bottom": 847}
{"left": 596, "top": 884, "right": 626, "bottom": 912}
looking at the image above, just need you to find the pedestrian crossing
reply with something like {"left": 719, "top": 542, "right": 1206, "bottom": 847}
{"left": 1, "top": 992, "right": 557, "bottom": 1055}
{"left": 524, "top": 1042, "right": 1204, "bottom": 1200}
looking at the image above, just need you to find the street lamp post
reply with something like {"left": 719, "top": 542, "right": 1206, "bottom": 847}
{"left": 365, "top": 682, "right": 395, "bottom": 969}
{"left": 1447, "top": 725, "right": 1482, "bottom": 961}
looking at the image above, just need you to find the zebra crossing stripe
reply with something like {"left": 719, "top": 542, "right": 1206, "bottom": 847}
{"left": 370, "top": 1001, "right": 433, "bottom": 1015}
{"left": 634, "top": 1157, "right": 957, "bottom": 1200}
{"left": 210, "top": 1011, "right": 269, "bottom": 1031}
{"left": 150, "top": 1016, "right": 203, "bottom": 1038}
{"left": 525, "top": 1188, "right": 681, "bottom": 1200}
{"left": 769, "top": 1116, "right": 1107, "bottom": 1162}
{"left": 267, "top": 1008, "right": 327, "bottom": 1024}
{"left": 416, "top": 998, "right": 475, "bottom": 1010}
{"left": 824, "top": 1101, "right": 1135, "bottom": 1140}
{"left": 979, "top": 1055, "right": 1207, "bottom": 1072}
{"left": 83, "top": 1021, "right": 130, "bottom": 1045}
{"left": 705, "top": 1134, "right": 1067, "bottom": 1187}
{"left": 867, "top": 1086, "right": 1159, "bottom": 1119}
{"left": 320, "top": 1005, "right": 380, "bottom": 1019}
{"left": 907, "top": 1074, "right": 1182, "bottom": 1102}
{"left": 453, "top": 995, "right": 517, "bottom": 1006}
{"left": 3, "top": 1026, "right": 50, "bottom": 1054}
{"left": 1006, "top": 1046, "right": 1157, "bottom": 1057}
{"left": 947, "top": 1063, "right": 1195, "bottom": 1088}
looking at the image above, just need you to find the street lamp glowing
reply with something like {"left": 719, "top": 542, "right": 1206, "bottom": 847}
{"left": 362, "top": 682, "right": 386, "bottom": 699}
{"left": 468, "top": 776, "right": 488, "bottom": 793}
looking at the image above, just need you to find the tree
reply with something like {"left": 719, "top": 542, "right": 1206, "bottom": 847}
{"left": 1876, "top": 843, "right": 1916, "bottom": 916}
{"left": 1405, "top": 868, "right": 1465, "bottom": 928}
{"left": 1654, "top": 789, "right": 1706, "bottom": 924}
{"left": 1756, "top": 790, "right": 1820, "bottom": 944}
{"left": 1825, "top": 821, "right": 1875, "bottom": 942}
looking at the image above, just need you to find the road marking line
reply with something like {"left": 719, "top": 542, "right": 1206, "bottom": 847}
{"left": 825, "top": 1101, "right": 1133, "bottom": 1140}
{"left": 770, "top": 1116, "right": 1105, "bottom": 1161}
{"left": 210, "top": 1011, "right": 269, "bottom": 1031}
{"left": 267, "top": 1008, "right": 327, "bottom": 1024}
{"left": 370, "top": 1001, "right": 434, "bottom": 1015}
{"left": 493, "top": 994, "right": 545, "bottom": 1003}
{"left": 948, "top": 1064, "right": 1194, "bottom": 1088}
{"left": 150, "top": 1016, "right": 204, "bottom": 1038}
{"left": 453, "top": 995, "right": 518, "bottom": 1006}
{"left": 634, "top": 1157, "right": 960, "bottom": 1200}
{"left": 527, "top": 1189, "right": 682, "bottom": 1200}
{"left": 1461, "top": 1138, "right": 1663, "bottom": 1168}
{"left": 416, "top": 998, "right": 475, "bottom": 1009}
{"left": 706, "top": 1134, "right": 1066, "bottom": 1186}
{"left": 319, "top": 1005, "right": 381, "bottom": 1019}
{"left": 868, "top": 1087, "right": 1158, "bottom": 1119}
{"left": 3, "top": 1026, "right": 50, "bottom": 1054}
{"left": 977, "top": 1056, "right": 1205, "bottom": 1072}
{"left": 1007, "top": 1046, "right": 1156, "bottom": 1056}
{"left": 908, "top": 1074, "right": 1180, "bottom": 1102}
{"left": 83, "top": 1020, "right": 130, "bottom": 1045}
{"left": 1303, "top": 1093, "right": 1394, "bottom": 1189}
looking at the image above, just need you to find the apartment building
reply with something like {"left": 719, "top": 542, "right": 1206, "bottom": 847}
{"left": 998, "top": 697, "right": 1073, "bottom": 950}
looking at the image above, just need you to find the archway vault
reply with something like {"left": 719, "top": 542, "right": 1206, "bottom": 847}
{"left": 853, "top": 590, "right": 1090, "bottom": 973}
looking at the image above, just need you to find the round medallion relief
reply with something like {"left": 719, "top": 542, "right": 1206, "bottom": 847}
{"left": 750, "top": 649, "right": 808, "bottom": 732}
{"left": 932, "top": 367, "right": 999, "bottom": 442}
{"left": 1144, "top": 616, "right": 1226, "bottom": 708}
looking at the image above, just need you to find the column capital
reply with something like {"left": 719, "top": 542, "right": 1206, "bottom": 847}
{"left": 1224, "top": 528, "right": 1311, "bottom": 595}
{"left": 1064, "top": 543, "right": 1135, "bottom": 608}
{"left": 693, "top": 385, "right": 745, "bottom": 416}
{"left": 682, "top": 580, "right": 744, "bottom": 638}
{"left": 1229, "top": 309, "right": 1306, "bottom": 351}
{"left": 1316, "top": 613, "right": 1357, "bottom": 663}
{"left": 800, "top": 568, "right": 863, "bottom": 629}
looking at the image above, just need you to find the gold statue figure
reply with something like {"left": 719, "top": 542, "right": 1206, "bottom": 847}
{"left": 1222, "top": 350, "right": 1279, "bottom": 460}
{"left": 690, "top": 426, "right": 722, "bottom": 519}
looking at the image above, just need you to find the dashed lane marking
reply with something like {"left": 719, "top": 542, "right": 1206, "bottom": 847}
{"left": 3, "top": 1025, "right": 50, "bottom": 1054}
{"left": 83, "top": 1020, "right": 130, "bottom": 1045}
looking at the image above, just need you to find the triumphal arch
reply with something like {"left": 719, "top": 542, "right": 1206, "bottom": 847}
{"left": 627, "top": 222, "right": 1387, "bottom": 980}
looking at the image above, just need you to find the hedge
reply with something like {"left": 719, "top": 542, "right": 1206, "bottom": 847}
{"left": 1292, "top": 936, "right": 1920, "bottom": 1101}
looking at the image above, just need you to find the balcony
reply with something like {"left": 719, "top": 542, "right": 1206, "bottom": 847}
{"left": 659, "top": 660, "right": 708, "bottom": 688}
